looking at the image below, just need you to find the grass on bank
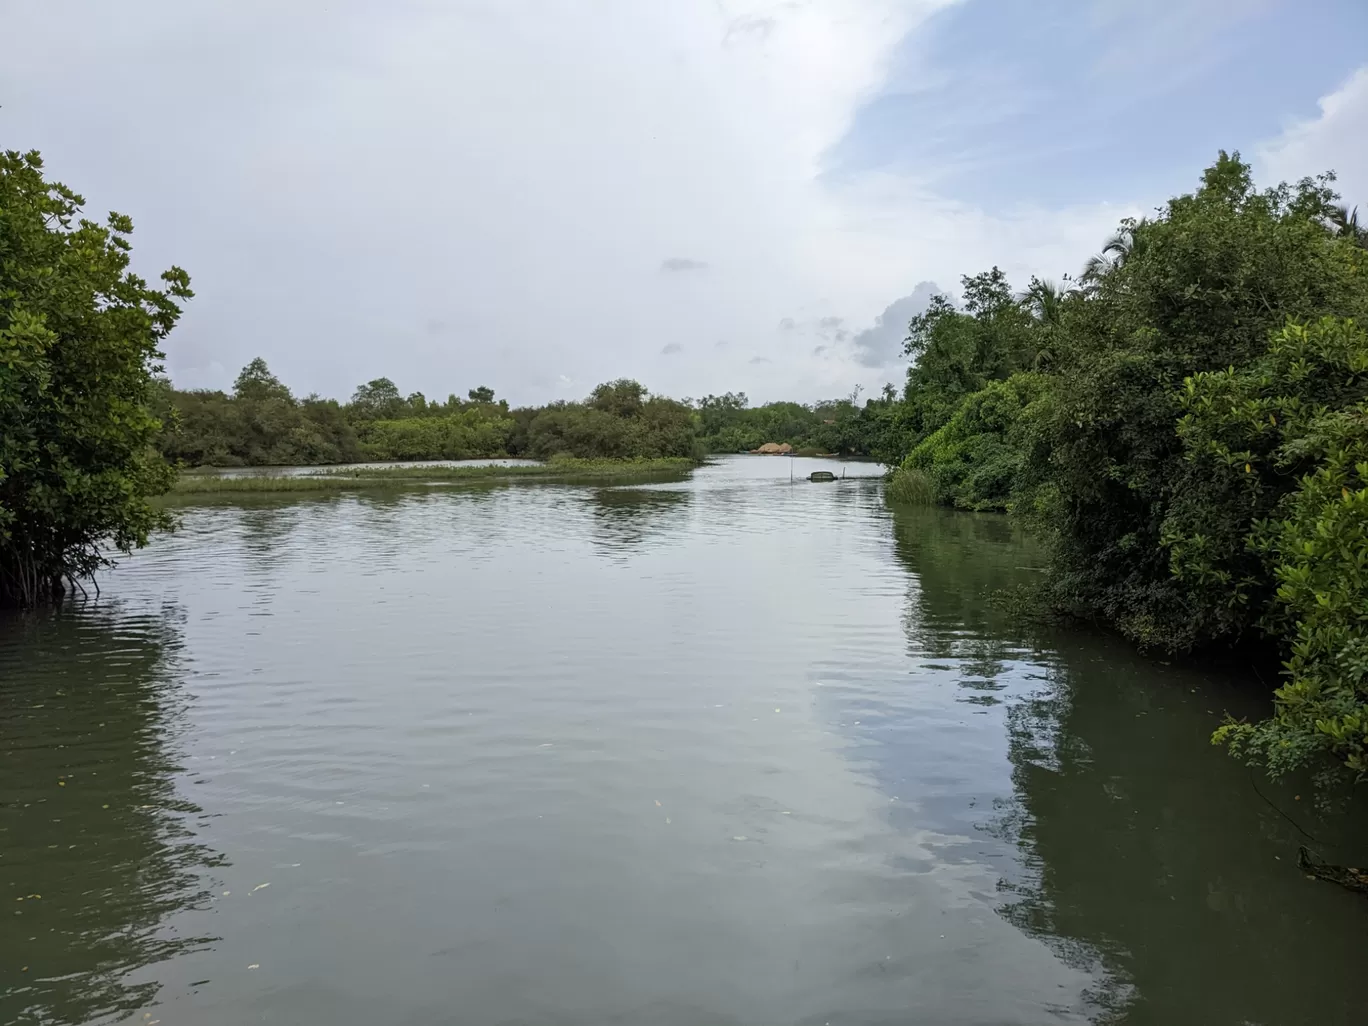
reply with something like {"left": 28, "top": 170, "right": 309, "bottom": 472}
{"left": 884, "top": 466, "right": 937, "bottom": 505}
{"left": 168, "top": 457, "right": 699, "bottom": 495}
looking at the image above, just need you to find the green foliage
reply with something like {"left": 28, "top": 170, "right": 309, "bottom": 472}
{"left": 698, "top": 398, "right": 813, "bottom": 453}
{"left": 588, "top": 378, "right": 647, "bottom": 419}
{"left": 360, "top": 409, "right": 514, "bottom": 461}
{"left": 525, "top": 392, "right": 699, "bottom": 460}
{"left": 0, "top": 150, "right": 187, "bottom": 606}
{"left": 1023, "top": 152, "right": 1366, "bottom": 651}
{"left": 160, "top": 367, "right": 703, "bottom": 465}
{"left": 1164, "top": 318, "right": 1368, "bottom": 645}
{"left": 695, "top": 385, "right": 902, "bottom": 459}
{"left": 1239, "top": 404, "right": 1368, "bottom": 778}
{"left": 170, "top": 456, "right": 697, "bottom": 494}
{"left": 1174, "top": 320, "right": 1368, "bottom": 778}
{"left": 898, "top": 269, "right": 1045, "bottom": 445}
{"left": 884, "top": 466, "right": 936, "bottom": 505}
{"left": 904, "top": 374, "right": 1048, "bottom": 510}
{"left": 349, "top": 377, "right": 405, "bottom": 420}
{"left": 167, "top": 362, "right": 901, "bottom": 468}
{"left": 161, "top": 369, "right": 364, "bottom": 467}
{"left": 870, "top": 153, "right": 1368, "bottom": 782}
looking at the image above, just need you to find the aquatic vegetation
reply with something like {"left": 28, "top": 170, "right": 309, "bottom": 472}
{"left": 169, "top": 458, "right": 699, "bottom": 494}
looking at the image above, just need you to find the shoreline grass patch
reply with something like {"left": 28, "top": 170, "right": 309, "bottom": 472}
{"left": 884, "top": 466, "right": 936, "bottom": 506}
{"left": 169, "top": 457, "right": 700, "bottom": 495}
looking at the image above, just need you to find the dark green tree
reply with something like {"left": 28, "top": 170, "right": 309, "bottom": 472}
{"left": 588, "top": 378, "right": 647, "bottom": 419}
{"left": 1023, "top": 152, "right": 1367, "bottom": 651}
{"left": 348, "top": 377, "right": 405, "bottom": 420}
{"left": 899, "top": 269, "right": 1042, "bottom": 446}
{"left": 1168, "top": 318, "right": 1368, "bottom": 777}
{"left": 0, "top": 150, "right": 189, "bottom": 606}
{"left": 233, "top": 357, "right": 291, "bottom": 402}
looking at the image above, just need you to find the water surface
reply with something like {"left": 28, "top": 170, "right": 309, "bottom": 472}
{"left": 2, "top": 456, "right": 1364, "bottom": 1025}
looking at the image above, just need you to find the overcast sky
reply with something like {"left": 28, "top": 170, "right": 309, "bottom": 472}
{"left": 4, "top": 0, "right": 1365, "bottom": 405}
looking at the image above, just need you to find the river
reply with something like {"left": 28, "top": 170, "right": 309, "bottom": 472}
{"left": 2, "top": 456, "right": 1365, "bottom": 1025}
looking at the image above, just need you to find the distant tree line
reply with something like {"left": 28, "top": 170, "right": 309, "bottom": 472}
{"left": 155, "top": 369, "right": 904, "bottom": 467}
{"left": 694, "top": 387, "right": 908, "bottom": 461}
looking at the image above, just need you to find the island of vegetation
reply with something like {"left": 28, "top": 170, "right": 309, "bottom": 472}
{"left": 2, "top": 146, "right": 1365, "bottom": 790}
{"left": 170, "top": 456, "right": 699, "bottom": 495}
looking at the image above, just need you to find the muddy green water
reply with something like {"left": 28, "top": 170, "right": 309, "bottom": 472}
{"left": 2, "top": 456, "right": 1365, "bottom": 1026}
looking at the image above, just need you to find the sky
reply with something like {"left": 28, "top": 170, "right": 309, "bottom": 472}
{"left": 3, "top": 0, "right": 1366, "bottom": 406}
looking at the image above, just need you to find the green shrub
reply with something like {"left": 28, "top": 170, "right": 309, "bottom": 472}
{"left": 360, "top": 410, "right": 514, "bottom": 461}
{"left": 904, "top": 374, "right": 1048, "bottom": 510}
{"left": 1214, "top": 402, "right": 1368, "bottom": 777}
{"left": 1164, "top": 318, "right": 1368, "bottom": 644}
{"left": 1023, "top": 153, "right": 1367, "bottom": 652}
{"left": 885, "top": 466, "right": 936, "bottom": 505}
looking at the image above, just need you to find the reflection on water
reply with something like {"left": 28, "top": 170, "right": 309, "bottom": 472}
{"left": 1, "top": 458, "right": 1364, "bottom": 1026}
{"left": 997, "top": 653, "right": 1368, "bottom": 1026}
{"left": 587, "top": 486, "right": 692, "bottom": 556}
{"left": 0, "top": 606, "right": 222, "bottom": 1025}
{"left": 887, "top": 503, "right": 1368, "bottom": 1026}
{"left": 890, "top": 507, "right": 1038, "bottom": 699}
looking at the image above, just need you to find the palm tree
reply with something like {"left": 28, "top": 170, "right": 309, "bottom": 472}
{"left": 1017, "top": 277, "right": 1077, "bottom": 371}
{"left": 1018, "top": 277, "right": 1069, "bottom": 325}
{"left": 1101, "top": 229, "right": 1136, "bottom": 265}
{"left": 1080, "top": 229, "right": 1138, "bottom": 283}
{"left": 1326, "top": 203, "right": 1366, "bottom": 247}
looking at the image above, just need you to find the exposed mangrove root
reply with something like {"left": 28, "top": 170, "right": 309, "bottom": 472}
{"left": 1297, "top": 846, "right": 1368, "bottom": 895}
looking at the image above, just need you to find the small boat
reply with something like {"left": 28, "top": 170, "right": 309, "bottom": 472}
{"left": 808, "top": 470, "right": 836, "bottom": 482}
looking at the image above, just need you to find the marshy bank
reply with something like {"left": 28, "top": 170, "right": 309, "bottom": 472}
{"left": 167, "top": 457, "right": 700, "bottom": 495}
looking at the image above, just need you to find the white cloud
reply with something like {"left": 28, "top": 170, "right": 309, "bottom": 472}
{"left": 1256, "top": 66, "right": 1368, "bottom": 206}
{"left": 0, "top": 0, "right": 1137, "bottom": 405}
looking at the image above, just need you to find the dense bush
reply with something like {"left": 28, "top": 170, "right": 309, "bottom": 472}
{"left": 0, "top": 150, "right": 187, "bottom": 606}
{"left": 359, "top": 410, "right": 515, "bottom": 461}
{"left": 524, "top": 387, "right": 700, "bottom": 460}
{"left": 903, "top": 374, "right": 1047, "bottom": 511}
{"left": 163, "top": 366, "right": 911, "bottom": 468}
{"left": 1232, "top": 401, "right": 1368, "bottom": 777}
{"left": 880, "top": 153, "right": 1368, "bottom": 781}
{"left": 1022, "top": 154, "right": 1366, "bottom": 652}
{"left": 161, "top": 360, "right": 364, "bottom": 467}
{"left": 1172, "top": 318, "right": 1368, "bottom": 777}
{"left": 160, "top": 370, "right": 706, "bottom": 465}
{"left": 1163, "top": 319, "right": 1368, "bottom": 643}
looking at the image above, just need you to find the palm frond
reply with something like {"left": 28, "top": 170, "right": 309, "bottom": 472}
{"left": 1080, "top": 253, "right": 1112, "bottom": 283}
{"left": 1101, "top": 230, "right": 1134, "bottom": 264}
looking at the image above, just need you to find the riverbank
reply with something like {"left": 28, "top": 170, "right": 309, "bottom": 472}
{"left": 168, "top": 457, "right": 700, "bottom": 494}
